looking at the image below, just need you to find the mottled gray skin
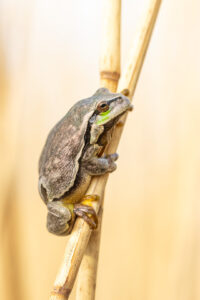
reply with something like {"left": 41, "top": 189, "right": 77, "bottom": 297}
{"left": 38, "top": 88, "right": 132, "bottom": 235}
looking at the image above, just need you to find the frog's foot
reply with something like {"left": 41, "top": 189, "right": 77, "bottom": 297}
{"left": 83, "top": 153, "right": 119, "bottom": 176}
{"left": 74, "top": 195, "right": 99, "bottom": 229}
{"left": 47, "top": 202, "right": 74, "bottom": 236}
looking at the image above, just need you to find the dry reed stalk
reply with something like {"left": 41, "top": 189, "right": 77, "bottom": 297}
{"left": 99, "top": 0, "right": 121, "bottom": 92}
{"left": 49, "top": 0, "right": 161, "bottom": 299}
{"left": 75, "top": 208, "right": 103, "bottom": 300}
{"left": 75, "top": 1, "right": 121, "bottom": 299}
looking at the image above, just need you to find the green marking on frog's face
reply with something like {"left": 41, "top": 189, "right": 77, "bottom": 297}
{"left": 96, "top": 109, "right": 111, "bottom": 125}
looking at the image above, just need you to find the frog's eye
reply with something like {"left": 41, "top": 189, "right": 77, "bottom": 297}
{"left": 97, "top": 101, "right": 109, "bottom": 113}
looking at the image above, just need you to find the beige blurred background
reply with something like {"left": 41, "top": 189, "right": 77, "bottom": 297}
{"left": 0, "top": 0, "right": 200, "bottom": 299}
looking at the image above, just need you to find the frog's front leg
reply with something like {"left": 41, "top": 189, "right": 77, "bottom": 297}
{"left": 46, "top": 201, "right": 75, "bottom": 236}
{"left": 82, "top": 153, "right": 118, "bottom": 175}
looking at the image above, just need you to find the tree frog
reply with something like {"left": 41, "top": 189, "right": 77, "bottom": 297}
{"left": 38, "top": 88, "right": 132, "bottom": 235}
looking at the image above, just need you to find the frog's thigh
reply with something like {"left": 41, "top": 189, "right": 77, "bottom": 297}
{"left": 83, "top": 153, "right": 118, "bottom": 175}
{"left": 47, "top": 202, "right": 73, "bottom": 236}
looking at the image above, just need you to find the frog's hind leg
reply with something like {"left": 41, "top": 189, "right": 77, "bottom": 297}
{"left": 74, "top": 195, "right": 99, "bottom": 229}
{"left": 47, "top": 202, "right": 75, "bottom": 236}
{"left": 47, "top": 196, "right": 99, "bottom": 234}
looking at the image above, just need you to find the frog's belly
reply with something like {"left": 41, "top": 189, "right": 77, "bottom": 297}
{"left": 61, "top": 172, "right": 91, "bottom": 204}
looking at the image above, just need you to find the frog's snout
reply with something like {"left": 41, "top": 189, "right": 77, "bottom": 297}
{"left": 121, "top": 94, "right": 133, "bottom": 112}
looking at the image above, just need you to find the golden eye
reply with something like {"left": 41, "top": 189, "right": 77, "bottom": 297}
{"left": 97, "top": 101, "right": 109, "bottom": 113}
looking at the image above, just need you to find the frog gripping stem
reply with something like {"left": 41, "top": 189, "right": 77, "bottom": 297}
{"left": 49, "top": 0, "right": 162, "bottom": 299}
{"left": 74, "top": 194, "right": 99, "bottom": 229}
{"left": 74, "top": 204, "right": 98, "bottom": 229}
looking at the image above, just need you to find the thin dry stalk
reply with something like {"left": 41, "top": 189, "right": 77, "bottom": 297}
{"left": 99, "top": 0, "right": 121, "bottom": 92}
{"left": 75, "top": 1, "right": 162, "bottom": 299}
{"left": 75, "top": 209, "right": 103, "bottom": 300}
{"left": 117, "top": 0, "right": 161, "bottom": 98}
{"left": 49, "top": 0, "right": 162, "bottom": 299}
{"left": 75, "top": 0, "right": 121, "bottom": 299}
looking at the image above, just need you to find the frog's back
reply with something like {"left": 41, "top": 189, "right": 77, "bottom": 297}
{"left": 38, "top": 88, "right": 117, "bottom": 202}
{"left": 39, "top": 97, "right": 95, "bottom": 201}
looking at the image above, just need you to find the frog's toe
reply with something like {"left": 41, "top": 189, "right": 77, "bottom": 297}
{"left": 74, "top": 204, "right": 98, "bottom": 229}
{"left": 107, "top": 161, "right": 117, "bottom": 172}
{"left": 109, "top": 153, "right": 119, "bottom": 161}
{"left": 105, "top": 154, "right": 118, "bottom": 171}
